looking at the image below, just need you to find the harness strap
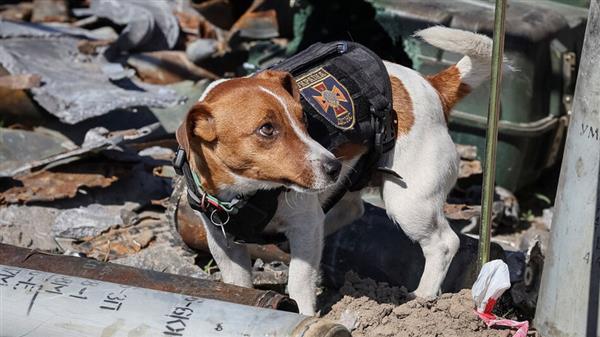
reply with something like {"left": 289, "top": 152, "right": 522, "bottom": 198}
{"left": 173, "top": 148, "right": 286, "bottom": 244}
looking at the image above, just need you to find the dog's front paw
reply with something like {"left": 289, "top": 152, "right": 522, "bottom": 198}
{"left": 408, "top": 291, "right": 438, "bottom": 302}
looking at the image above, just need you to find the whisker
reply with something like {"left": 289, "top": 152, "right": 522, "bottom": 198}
{"left": 341, "top": 162, "right": 357, "bottom": 174}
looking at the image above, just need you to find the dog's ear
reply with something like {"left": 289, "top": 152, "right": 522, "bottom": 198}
{"left": 256, "top": 70, "right": 300, "bottom": 101}
{"left": 180, "top": 102, "right": 216, "bottom": 144}
{"left": 176, "top": 113, "right": 191, "bottom": 153}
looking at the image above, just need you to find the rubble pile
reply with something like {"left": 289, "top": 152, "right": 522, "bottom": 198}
{"left": 323, "top": 272, "right": 515, "bottom": 337}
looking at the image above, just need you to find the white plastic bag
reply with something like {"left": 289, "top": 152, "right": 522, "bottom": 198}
{"left": 472, "top": 259, "right": 511, "bottom": 312}
{"left": 472, "top": 260, "right": 529, "bottom": 337}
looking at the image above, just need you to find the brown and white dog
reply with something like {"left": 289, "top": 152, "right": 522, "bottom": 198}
{"left": 176, "top": 27, "right": 494, "bottom": 315}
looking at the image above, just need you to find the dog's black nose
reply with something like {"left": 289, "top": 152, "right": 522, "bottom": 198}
{"left": 322, "top": 158, "right": 342, "bottom": 181}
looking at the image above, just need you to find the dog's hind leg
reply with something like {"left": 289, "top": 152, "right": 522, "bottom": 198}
{"left": 382, "top": 184, "right": 459, "bottom": 298}
{"left": 198, "top": 211, "right": 253, "bottom": 288}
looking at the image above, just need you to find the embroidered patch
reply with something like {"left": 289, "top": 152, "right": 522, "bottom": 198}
{"left": 296, "top": 68, "right": 355, "bottom": 130}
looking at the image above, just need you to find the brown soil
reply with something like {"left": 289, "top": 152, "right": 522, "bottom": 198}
{"left": 323, "top": 272, "right": 513, "bottom": 337}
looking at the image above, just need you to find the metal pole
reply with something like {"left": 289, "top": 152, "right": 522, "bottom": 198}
{"left": 478, "top": 0, "right": 508, "bottom": 270}
{"left": 534, "top": 1, "right": 600, "bottom": 334}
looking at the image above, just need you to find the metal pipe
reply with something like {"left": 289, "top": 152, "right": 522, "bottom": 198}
{"left": 478, "top": 0, "right": 508, "bottom": 270}
{"left": 0, "top": 243, "right": 297, "bottom": 312}
{"left": 0, "top": 265, "right": 350, "bottom": 337}
{"left": 534, "top": 1, "right": 600, "bottom": 335}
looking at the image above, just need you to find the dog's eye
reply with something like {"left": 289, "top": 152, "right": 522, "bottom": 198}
{"left": 258, "top": 123, "right": 276, "bottom": 137}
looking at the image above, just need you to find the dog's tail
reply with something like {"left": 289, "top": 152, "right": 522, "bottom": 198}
{"left": 414, "top": 26, "right": 495, "bottom": 120}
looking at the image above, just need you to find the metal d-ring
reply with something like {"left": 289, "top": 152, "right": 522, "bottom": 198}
{"left": 210, "top": 209, "right": 230, "bottom": 226}
{"left": 210, "top": 209, "right": 230, "bottom": 245}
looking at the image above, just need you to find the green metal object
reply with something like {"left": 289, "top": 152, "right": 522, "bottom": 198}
{"left": 478, "top": 0, "right": 508, "bottom": 269}
{"left": 549, "top": 0, "right": 590, "bottom": 7}
{"left": 369, "top": 0, "right": 587, "bottom": 191}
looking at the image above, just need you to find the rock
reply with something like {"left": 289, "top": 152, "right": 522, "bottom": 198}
{"left": 111, "top": 243, "right": 208, "bottom": 279}
{"left": 186, "top": 38, "right": 219, "bottom": 63}
{"left": 0, "top": 205, "right": 60, "bottom": 251}
{"left": 51, "top": 203, "right": 132, "bottom": 239}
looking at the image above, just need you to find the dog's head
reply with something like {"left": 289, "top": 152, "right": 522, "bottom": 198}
{"left": 176, "top": 70, "right": 341, "bottom": 195}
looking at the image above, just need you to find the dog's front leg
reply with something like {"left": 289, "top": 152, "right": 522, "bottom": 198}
{"left": 197, "top": 211, "right": 253, "bottom": 288}
{"left": 284, "top": 207, "right": 324, "bottom": 316}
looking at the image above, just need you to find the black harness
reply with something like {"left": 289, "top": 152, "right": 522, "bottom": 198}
{"left": 174, "top": 41, "right": 396, "bottom": 244}
{"left": 270, "top": 41, "right": 397, "bottom": 210}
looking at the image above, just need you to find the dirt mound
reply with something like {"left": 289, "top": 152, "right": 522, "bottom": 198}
{"left": 324, "top": 272, "right": 511, "bottom": 337}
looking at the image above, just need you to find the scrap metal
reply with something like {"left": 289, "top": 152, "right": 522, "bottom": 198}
{"left": 0, "top": 2, "right": 33, "bottom": 21}
{"left": 0, "top": 127, "right": 77, "bottom": 177}
{"left": 85, "top": 0, "right": 180, "bottom": 53}
{"left": 0, "top": 243, "right": 298, "bottom": 311}
{"left": 0, "top": 123, "right": 160, "bottom": 177}
{"left": 74, "top": 218, "right": 157, "bottom": 260}
{"left": 0, "top": 170, "right": 118, "bottom": 204}
{"left": 0, "top": 205, "right": 61, "bottom": 251}
{"left": 0, "top": 20, "right": 184, "bottom": 124}
{"left": 127, "top": 51, "right": 219, "bottom": 84}
{"left": 51, "top": 203, "right": 133, "bottom": 240}
{"left": 458, "top": 159, "right": 483, "bottom": 179}
{"left": 31, "top": 0, "right": 69, "bottom": 23}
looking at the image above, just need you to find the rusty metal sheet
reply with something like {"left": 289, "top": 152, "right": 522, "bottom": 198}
{"left": 0, "top": 66, "right": 46, "bottom": 127}
{"left": 458, "top": 159, "right": 483, "bottom": 178}
{"left": 443, "top": 203, "right": 480, "bottom": 221}
{"left": 0, "top": 170, "right": 117, "bottom": 204}
{"left": 193, "top": 0, "right": 236, "bottom": 30}
{"left": 74, "top": 220, "right": 157, "bottom": 261}
{"left": 31, "top": 0, "right": 69, "bottom": 23}
{"left": 0, "top": 123, "right": 159, "bottom": 177}
{"left": 230, "top": 9, "right": 279, "bottom": 40}
{"left": 127, "top": 51, "right": 219, "bottom": 84}
{"left": 0, "top": 3, "right": 33, "bottom": 21}
{"left": 0, "top": 127, "right": 77, "bottom": 177}
{"left": 0, "top": 23, "right": 183, "bottom": 124}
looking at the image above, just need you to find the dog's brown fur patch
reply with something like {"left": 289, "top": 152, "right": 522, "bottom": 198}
{"left": 178, "top": 71, "right": 321, "bottom": 194}
{"left": 426, "top": 66, "right": 472, "bottom": 121}
{"left": 333, "top": 143, "right": 367, "bottom": 160}
{"left": 390, "top": 76, "right": 414, "bottom": 136}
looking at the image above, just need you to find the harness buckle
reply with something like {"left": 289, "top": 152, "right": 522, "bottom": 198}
{"left": 173, "top": 148, "right": 186, "bottom": 176}
{"left": 373, "top": 114, "right": 384, "bottom": 154}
